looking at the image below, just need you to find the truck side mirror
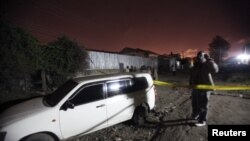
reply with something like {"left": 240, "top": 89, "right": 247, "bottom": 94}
{"left": 61, "top": 101, "right": 75, "bottom": 111}
{"left": 66, "top": 101, "right": 75, "bottom": 109}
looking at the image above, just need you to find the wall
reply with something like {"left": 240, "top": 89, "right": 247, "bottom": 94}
{"left": 88, "top": 51, "right": 158, "bottom": 70}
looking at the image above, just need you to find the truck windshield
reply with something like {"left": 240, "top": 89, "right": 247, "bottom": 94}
{"left": 43, "top": 80, "right": 78, "bottom": 107}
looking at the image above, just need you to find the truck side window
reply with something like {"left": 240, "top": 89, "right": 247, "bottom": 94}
{"left": 69, "top": 84, "right": 104, "bottom": 106}
{"left": 130, "top": 77, "right": 148, "bottom": 92}
{"left": 107, "top": 80, "right": 131, "bottom": 97}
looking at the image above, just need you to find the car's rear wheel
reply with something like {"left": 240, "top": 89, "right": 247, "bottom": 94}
{"left": 132, "top": 105, "right": 148, "bottom": 126}
{"left": 23, "top": 133, "right": 55, "bottom": 141}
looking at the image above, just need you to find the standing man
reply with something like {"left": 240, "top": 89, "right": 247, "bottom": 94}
{"left": 171, "top": 64, "right": 176, "bottom": 76}
{"left": 190, "top": 51, "right": 219, "bottom": 126}
{"left": 125, "top": 66, "right": 130, "bottom": 72}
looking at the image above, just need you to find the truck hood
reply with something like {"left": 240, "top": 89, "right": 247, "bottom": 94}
{"left": 0, "top": 97, "right": 49, "bottom": 127}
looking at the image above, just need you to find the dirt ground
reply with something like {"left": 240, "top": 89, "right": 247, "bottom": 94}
{"left": 69, "top": 73, "right": 250, "bottom": 141}
{"left": 0, "top": 73, "right": 249, "bottom": 141}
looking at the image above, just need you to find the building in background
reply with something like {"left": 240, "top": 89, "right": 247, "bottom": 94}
{"left": 81, "top": 49, "right": 158, "bottom": 76}
{"left": 120, "top": 47, "right": 158, "bottom": 58}
{"left": 158, "top": 52, "right": 181, "bottom": 73}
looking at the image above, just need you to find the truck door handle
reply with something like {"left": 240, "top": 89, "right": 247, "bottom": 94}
{"left": 96, "top": 104, "right": 105, "bottom": 108}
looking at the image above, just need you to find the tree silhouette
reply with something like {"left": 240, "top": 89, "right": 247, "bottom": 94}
{"left": 208, "top": 36, "right": 231, "bottom": 65}
{"left": 0, "top": 20, "right": 40, "bottom": 89}
{"left": 39, "top": 36, "right": 88, "bottom": 93}
{"left": 0, "top": 21, "right": 88, "bottom": 92}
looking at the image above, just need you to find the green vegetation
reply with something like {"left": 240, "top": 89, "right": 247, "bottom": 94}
{"left": 40, "top": 36, "right": 88, "bottom": 93}
{"left": 208, "top": 35, "right": 231, "bottom": 65}
{"left": 0, "top": 20, "right": 88, "bottom": 93}
{"left": 0, "top": 21, "right": 39, "bottom": 89}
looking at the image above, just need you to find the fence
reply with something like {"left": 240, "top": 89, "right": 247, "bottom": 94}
{"left": 88, "top": 51, "right": 158, "bottom": 70}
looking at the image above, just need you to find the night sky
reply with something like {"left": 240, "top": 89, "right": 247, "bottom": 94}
{"left": 1, "top": 0, "right": 250, "bottom": 57}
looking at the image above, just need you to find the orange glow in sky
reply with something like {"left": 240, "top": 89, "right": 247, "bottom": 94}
{"left": 1, "top": 0, "right": 250, "bottom": 57}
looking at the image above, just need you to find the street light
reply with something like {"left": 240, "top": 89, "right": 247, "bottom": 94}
{"left": 237, "top": 54, "right": 250, "bottom": 60}
{"left": 236, "top": 54, "right": 250, "bottom": 64}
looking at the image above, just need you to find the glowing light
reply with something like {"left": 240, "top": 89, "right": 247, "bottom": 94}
{"left": 236, "top": 54, "right": 250, "bottom": 60}
{"left": 236, "top": 53, "right": 250, "bottom": 64}
{"left": 108, "top": 83, "right": 120, "bottom": 91}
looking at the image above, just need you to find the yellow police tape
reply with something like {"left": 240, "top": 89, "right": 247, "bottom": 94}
{"left": 153, "top": 80, "right": 250, "bottom": 91}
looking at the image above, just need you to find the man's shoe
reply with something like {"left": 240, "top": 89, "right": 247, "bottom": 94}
{"left": 195, "top": 121, "right": 206, "bottom": 127}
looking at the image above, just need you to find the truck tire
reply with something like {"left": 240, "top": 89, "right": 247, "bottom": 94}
{"left": 132, "top": 105, "right": 148, "bottom": 126}
{"left": 24, "top": 133, "right": 55, "bottom": 141}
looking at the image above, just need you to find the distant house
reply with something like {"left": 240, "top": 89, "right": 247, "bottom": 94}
{"left": 158, "top": 53, "right": 181, "bottom": 73}
{"left": 119, "top": 47, "right": 158, "bottom": 58}
{"left": 87, "top": 48, "right": 118, "bottom": 54}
